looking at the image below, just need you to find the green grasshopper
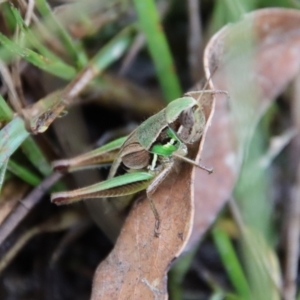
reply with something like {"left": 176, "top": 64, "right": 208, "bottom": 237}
{"left": 51, "top": 90, "right": 226, "bottom": 236}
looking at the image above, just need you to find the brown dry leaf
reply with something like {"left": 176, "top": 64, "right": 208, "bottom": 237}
{"left": 89, "top": 7, "right": 300, "bottom": 299}
{"left": 189, "top": 8, "right": 300, "bottom": 247}
{"left": 91, "top": 92, "right": 216, "bottom": 299}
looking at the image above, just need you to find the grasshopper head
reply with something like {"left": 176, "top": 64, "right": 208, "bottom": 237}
{"left": 177, "top": 103, "right": 205, "bottom": 144}
{"left": 165, "top": 97, "right": 206, "bottom": 145}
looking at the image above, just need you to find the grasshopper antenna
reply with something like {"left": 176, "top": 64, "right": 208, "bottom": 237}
{"left": 190, "top": 66, "right": 229, "bottom": 115}
{"left": 172, "top": 153, "right": 213, "bottom": 174}
{"left": 195, "top": 65, "right": 219, "bottom": 103}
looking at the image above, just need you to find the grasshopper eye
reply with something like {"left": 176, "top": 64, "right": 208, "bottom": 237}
{"left": 179, "top": 108, "right": 195, "bottom": 129}
{"left": 177, "top": 105, "right": 205, "bottom": 144}
{"left": 189, "top": 107, "right": 205, "bottom": 143}
{"left": 177, "top": 108, "right": 194, "bottom": 142}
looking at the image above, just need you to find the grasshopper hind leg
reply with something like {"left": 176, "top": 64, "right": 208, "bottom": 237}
{"left": 146, "top": 159, "right": 174, "bottom": 237}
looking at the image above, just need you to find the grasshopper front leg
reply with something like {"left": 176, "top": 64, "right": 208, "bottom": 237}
{"left": 147, "top": 158, "right": 174, "bottom": 237}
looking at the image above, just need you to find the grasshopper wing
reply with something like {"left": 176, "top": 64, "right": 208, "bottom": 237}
{"left": 52, "top": 136, "right": 127, "bottom": 172}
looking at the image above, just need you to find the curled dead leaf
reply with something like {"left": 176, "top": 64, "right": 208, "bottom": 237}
{"left": 190, "top": 7, "right": 300, "bottom": 247}
{"left": 91, "top": 7, "right": 300, "bottom": 299}
{"left": 91, "top": 92, "right": 215, "bottom": 299}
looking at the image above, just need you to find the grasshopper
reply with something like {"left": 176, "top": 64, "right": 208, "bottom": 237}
{"left": 51, "top": 89, "right": 227, "bottom": 236}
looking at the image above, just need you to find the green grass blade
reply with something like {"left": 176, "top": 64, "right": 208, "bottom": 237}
{"left": 212, "top": 291, "right": 243, "bottom": 300}
{"left": 11, "top": 27, "right": 133, "bottom": 135}
{"left": 240, "top": 228, "right": 281, "bottom": 300}
{"left": 8, "top": 159, "right": 41, "bottom": 186}
{"left": 0, "top": 25, "right": 132, "bottom": 98}
{"left": 224, "top": 294, "right": 243, "bottom": 300}
{"left": 25, "top": 29, "right": 67, "bottom": 63}
{"left": 9, "top": 4, "right": 25, "bottom": 31}
{"left": 35, "top": 0, "right": 87, "bottom": 67}
{"left": 21, "top": 137, "right": 52, "bottom": 176}
{"left": 1, "top": 3, "right": 16, "bottom": 32}
{"left": 224, "top": 0, "right": 249, "bottom": 21}
{"left": 133, "top": 0, "right": 182, "bottom": 101}
{"left": 0, "top": 32, "right": 76, "bottom": 80}
{"left": 209, "top": 0, "right": 250, "bottom": 33}
{"left": 0, "top": 159, "right": 8, "bottom": 194}
{"left": 0, "top": 92, "right": 51, "bottom": 178}
{"left": 92, "top": 26, "right": 134, "bottom": 73}
{"left": 8, "top": 4, "right": 72, "bottom": 64}
{"left": 0, "top": 94, "right": 13, "bottom": 122}
{"left": 0, "top": 117, "right": 29, "bottom": 167}
{"left": 213, "top": 227, "right": 251, "bottom": 300}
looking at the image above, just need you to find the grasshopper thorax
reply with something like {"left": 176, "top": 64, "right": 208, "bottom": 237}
{"left": 119, "top": 96, "right": 205, "bottom": 176}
